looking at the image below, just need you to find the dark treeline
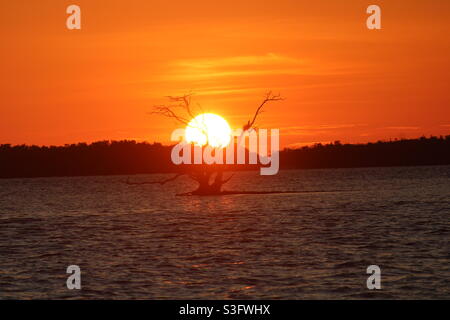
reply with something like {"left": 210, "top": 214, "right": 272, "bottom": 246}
{"left": 0, "top": 136, "right": 449, "bottom": 178}
{"left": 0, "top": 141, "right": 174, "bottom": 178}
{"left": 283, "top": 135, "right": 450, "bottom": 169}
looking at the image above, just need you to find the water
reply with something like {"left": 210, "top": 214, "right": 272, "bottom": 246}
{"left": 0, "top": 166, "right": 449, "bottom": 299}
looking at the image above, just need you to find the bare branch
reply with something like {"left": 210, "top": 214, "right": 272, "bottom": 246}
{"left": 151, "top": 106, "right": 190, "bottom": 125}
{"left": 151, "top": 93, "right": 213, "bottom": 144}
{"left": 243, "top": 91, "right": 283, "bottom": 132}
{"left": 150, "top": 94, "right": 197, "bottom": 126}
{"left": 125, "top": 173, "right": 185, "bottom": 185}
{"left": 221, "top": 173, "right": 234, "bottom": 185}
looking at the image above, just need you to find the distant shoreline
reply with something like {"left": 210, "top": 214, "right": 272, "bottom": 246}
{"left": 1, "top": 136, "right": 449, "bottom": 179}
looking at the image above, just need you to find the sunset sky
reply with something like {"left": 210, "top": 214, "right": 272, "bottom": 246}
{"left": 1, "top": 0, "right": 449, "bottom": 148}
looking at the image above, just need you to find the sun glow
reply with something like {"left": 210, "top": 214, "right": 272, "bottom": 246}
{"left": 185, "top": 113, "right": 231, "bottom": 148}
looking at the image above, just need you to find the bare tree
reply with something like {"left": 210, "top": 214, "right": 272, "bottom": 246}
{"left": 127, "top": 92, "right": 283, "bottom": 195}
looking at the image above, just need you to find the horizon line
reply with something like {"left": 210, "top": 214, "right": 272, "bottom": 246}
{"left": 1, "top": 134, "right": 449, "bottom": 149}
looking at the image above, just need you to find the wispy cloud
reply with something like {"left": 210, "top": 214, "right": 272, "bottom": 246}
{"left": 164, "top": 53, "right": 307, "bottom": 84}
{"left": 384, "top": 126, "right": 420, "bottom": 130}
{"left": 282, "top": 124, "right": 365, "bottom": 136}
{"left": 173, "top": 53, "right": 303, "bottom": 69}
{"left": 193, "top": 86, "right": 260, "bottom": 96}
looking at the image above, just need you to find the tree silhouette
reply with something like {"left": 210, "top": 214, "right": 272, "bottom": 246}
{"left": 128, "top": 92, "right": 283, "bottom": 195}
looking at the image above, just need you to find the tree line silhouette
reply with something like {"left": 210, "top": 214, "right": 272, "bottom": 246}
{"left": 0, "top": 135, "right": 449, "bottom": 179}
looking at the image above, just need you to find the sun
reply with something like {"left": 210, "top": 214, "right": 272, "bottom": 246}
{"left": 185, "top": 113, "right": 231, "bottom": 148}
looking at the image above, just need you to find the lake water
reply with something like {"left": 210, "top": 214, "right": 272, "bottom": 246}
{"left": 0, "top": 166, "right": 449, "bottom": 299}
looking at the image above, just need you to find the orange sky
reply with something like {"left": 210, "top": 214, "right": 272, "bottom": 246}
{"left": 1, "top": 0, "right": 449, "bottom": 148}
